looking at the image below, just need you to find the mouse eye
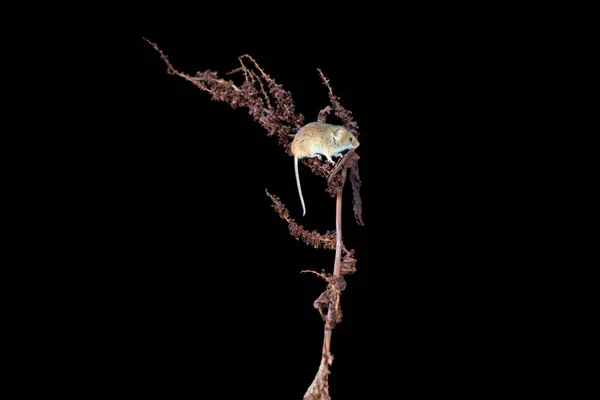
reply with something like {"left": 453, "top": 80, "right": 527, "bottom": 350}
{"left": 350, "top": 138, "right": 353, "bottom": 141}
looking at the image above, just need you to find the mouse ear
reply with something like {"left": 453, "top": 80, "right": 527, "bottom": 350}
{"left": 334, "top": 128, "right": 345, "bottom": 141}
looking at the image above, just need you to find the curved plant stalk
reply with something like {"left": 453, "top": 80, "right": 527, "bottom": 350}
{"left": 303, "top": 169, "right": 347, "bottom": 400}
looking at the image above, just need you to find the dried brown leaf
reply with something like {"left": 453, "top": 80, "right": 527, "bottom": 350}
{"left": 350, "top": 164, "right": 364, "bottom": 226}
{"left": 341, "top": 249, "right": 357, "bottom": 275}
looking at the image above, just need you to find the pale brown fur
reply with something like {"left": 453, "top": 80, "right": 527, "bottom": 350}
{"left": 291, "top": 122, "right": 360, "bottom": 216}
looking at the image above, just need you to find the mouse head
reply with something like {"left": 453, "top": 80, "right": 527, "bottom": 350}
{"left": 333, "top": 126, "right": 360, "bottom": 150}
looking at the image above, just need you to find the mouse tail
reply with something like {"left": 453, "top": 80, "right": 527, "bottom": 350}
{"left": 294, "top": 156, "right": 306, "bottom": 216}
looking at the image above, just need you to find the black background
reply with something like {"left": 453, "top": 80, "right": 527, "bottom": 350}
{"left": 134, "top": 29, "right": 529, "bottom": 398}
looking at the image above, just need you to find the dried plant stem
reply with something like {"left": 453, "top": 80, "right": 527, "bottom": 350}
{"left": 330, "top": 169, "right": 346, "bottom": 320}
{"left": 144, "top": 42, "right": 362, "bottom": 396}
{"left": 304, "top": 169, "right": 347, "bottom": 400}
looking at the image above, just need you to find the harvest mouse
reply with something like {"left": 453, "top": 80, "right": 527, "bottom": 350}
{"left": 291, "top": 122, "right": 360, "bottom": 216}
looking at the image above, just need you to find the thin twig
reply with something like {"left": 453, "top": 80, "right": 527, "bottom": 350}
{"left": 144, "top": 38, "right": 239, "bottom": 93}
{"left": 252, "top": 70, "right": 272, "bottom": 110}
{"left": 317, "top": 68, "right": 334, "bottom": 97}
{"left": 301, "top": 270, "right": 328, "bottom": 280}
{"left": 225, "top": 66, "right": 244, "bottom": 75}
{"left": 240, "top": 54, "right": 275, "bottom": 85}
